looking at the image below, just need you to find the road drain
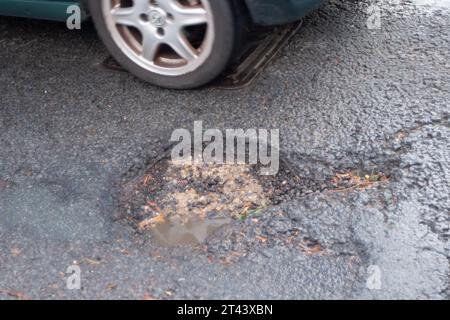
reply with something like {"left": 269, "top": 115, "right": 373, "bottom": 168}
{"left": 210, "top": 20, "right": 303, "bottom": 89}
{"left": 97, "top": 21, "right": 303, "bottom": 89}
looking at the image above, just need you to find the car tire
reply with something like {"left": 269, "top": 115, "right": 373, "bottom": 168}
{"left": 88, "top": 0, "right": 238, "bottom": 89}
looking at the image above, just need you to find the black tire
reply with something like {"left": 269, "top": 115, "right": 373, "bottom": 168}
{"left": 88, "top": 0, "right": 238, "bottom": 89}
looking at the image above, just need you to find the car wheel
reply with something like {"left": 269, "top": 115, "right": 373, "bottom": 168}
{"left": 88, "top": 0, "right": 237, "bottom": 89}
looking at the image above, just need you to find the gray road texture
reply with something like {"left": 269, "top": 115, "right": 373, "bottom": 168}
{"left": 0, "top": 0, "right": 449, "bottom": 299}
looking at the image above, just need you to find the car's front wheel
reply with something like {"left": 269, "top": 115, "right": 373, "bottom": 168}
{"left": 89, "top": 0, "right": 237, "bottom": 89}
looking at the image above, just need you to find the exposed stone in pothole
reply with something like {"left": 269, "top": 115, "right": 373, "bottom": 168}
{"left": 118, "top": 154, "right": 390, "bottom": 247}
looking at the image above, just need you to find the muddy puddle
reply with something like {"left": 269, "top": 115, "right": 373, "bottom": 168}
{"left": 149, "top": 216, "right": 231, "bottom": 247}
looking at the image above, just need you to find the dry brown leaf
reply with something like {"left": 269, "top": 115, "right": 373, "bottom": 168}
{"left": 119, "top": 249, "right": 130, "bottom": 255}
{"left": 300, "top": 243, "right": 323, "bottom": 255}
{"left": 106, "top": 283, "right": 118, "bottom": 291}
{"left": 255, "top": 236, "right": 268, "bottom": 243}
{"left": 143, "top": 293, "right": 156, "bottom": 300}
{"left": 138, "top": 214, "right": 166, "bottom": 230}
{"left": 331, "top": 171, "right": 389, "bottom": 192}
{"left": 10, "top": 247, "right": 21, "bottom": 257}
{"left": 83, "top": 258, "right": 102, "bottom": 266}
{"left": 0, "top": 289, "right": 31, "bottom": 300}
{"left": 143, "top": 175, "right": 153, "bottom": 186}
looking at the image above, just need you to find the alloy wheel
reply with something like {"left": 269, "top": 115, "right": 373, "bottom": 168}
{"left": 102, "top": 0, "right": 215, "bottom": 76}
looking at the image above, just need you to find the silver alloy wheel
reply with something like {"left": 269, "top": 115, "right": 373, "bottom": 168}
{"left": 102, "top": 0, "right": 215, "bottom": 76}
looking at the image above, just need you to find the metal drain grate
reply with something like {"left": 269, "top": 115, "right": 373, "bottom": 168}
{"left": 97, "top": 20, "right": 302, "bottom": 89}
{"left": 211, "top": 20, "right": 303, "bottom": 89}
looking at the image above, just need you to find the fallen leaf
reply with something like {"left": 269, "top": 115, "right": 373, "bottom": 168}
{"left": 143, "top": 293, "right": 156, "bottom": 300}
{"left": 330, "top": 171, "right": 389, "bottom": 192}
{"left": 82, "top": 258, "right": 102, "bottom": 266}
{"left": 138, "top": 214, "right": 166, "bottom": 230}
{"left": 48, "top": 283, "right": 60, "bottom": 290}
{"left": 0, "top": 289, "right": 31, "bottom": 300}
{"left": 255, "top": 236, "right": 268, "bottom": 243}
{"left": 119, "top": 249, "right": 130, "bottom": 256}
{"left": 143, "top": 175, "right": 153, "bottom": 186}
{"left": 299, "top": 243, "right": 323, "bottom": 255}
{"left": 10, "top": 247, "right": 21, "bottom": 257}
{"left": 106, "top": 283, "right": 118, "bottom": 291}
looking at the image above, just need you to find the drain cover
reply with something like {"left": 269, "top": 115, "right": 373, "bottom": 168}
{"left": 97, "top": 20, "right": 303, "bottom": 89}
{"left": 211, "top": 20, "right": 303, "bottom": 89}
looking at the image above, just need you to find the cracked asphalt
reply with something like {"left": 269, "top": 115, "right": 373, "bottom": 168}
{"left": 0, "top": 0, "right": 449, "bottom": 299}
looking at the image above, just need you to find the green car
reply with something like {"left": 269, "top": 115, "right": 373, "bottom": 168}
{"left": 0, "top": 0, "right": 327, "bottom": 88}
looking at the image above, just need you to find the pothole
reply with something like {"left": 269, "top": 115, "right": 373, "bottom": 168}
{"left": 118, "top": 151, "right": 390, "bottom": 247}
{"left": 120, "top": 159, "right": 275, "bottom": 246}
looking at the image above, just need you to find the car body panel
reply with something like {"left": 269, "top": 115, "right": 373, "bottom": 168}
{"left": 0, "top": 0, "right": 81, "bottom": 21}
{"left": 0, "top": 0, "right": 326, "bottom": 25}
{"left": 244, "top": 0, "right": 328, "bottom": 25}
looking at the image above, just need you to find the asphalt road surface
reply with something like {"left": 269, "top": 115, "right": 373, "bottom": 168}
{"left": 0, "top": 0, "right": 449, "bottom": 299}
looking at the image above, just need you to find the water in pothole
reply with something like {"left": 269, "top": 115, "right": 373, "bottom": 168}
{"left": 149, "top": 216, "right": 231, "bottom": 246}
